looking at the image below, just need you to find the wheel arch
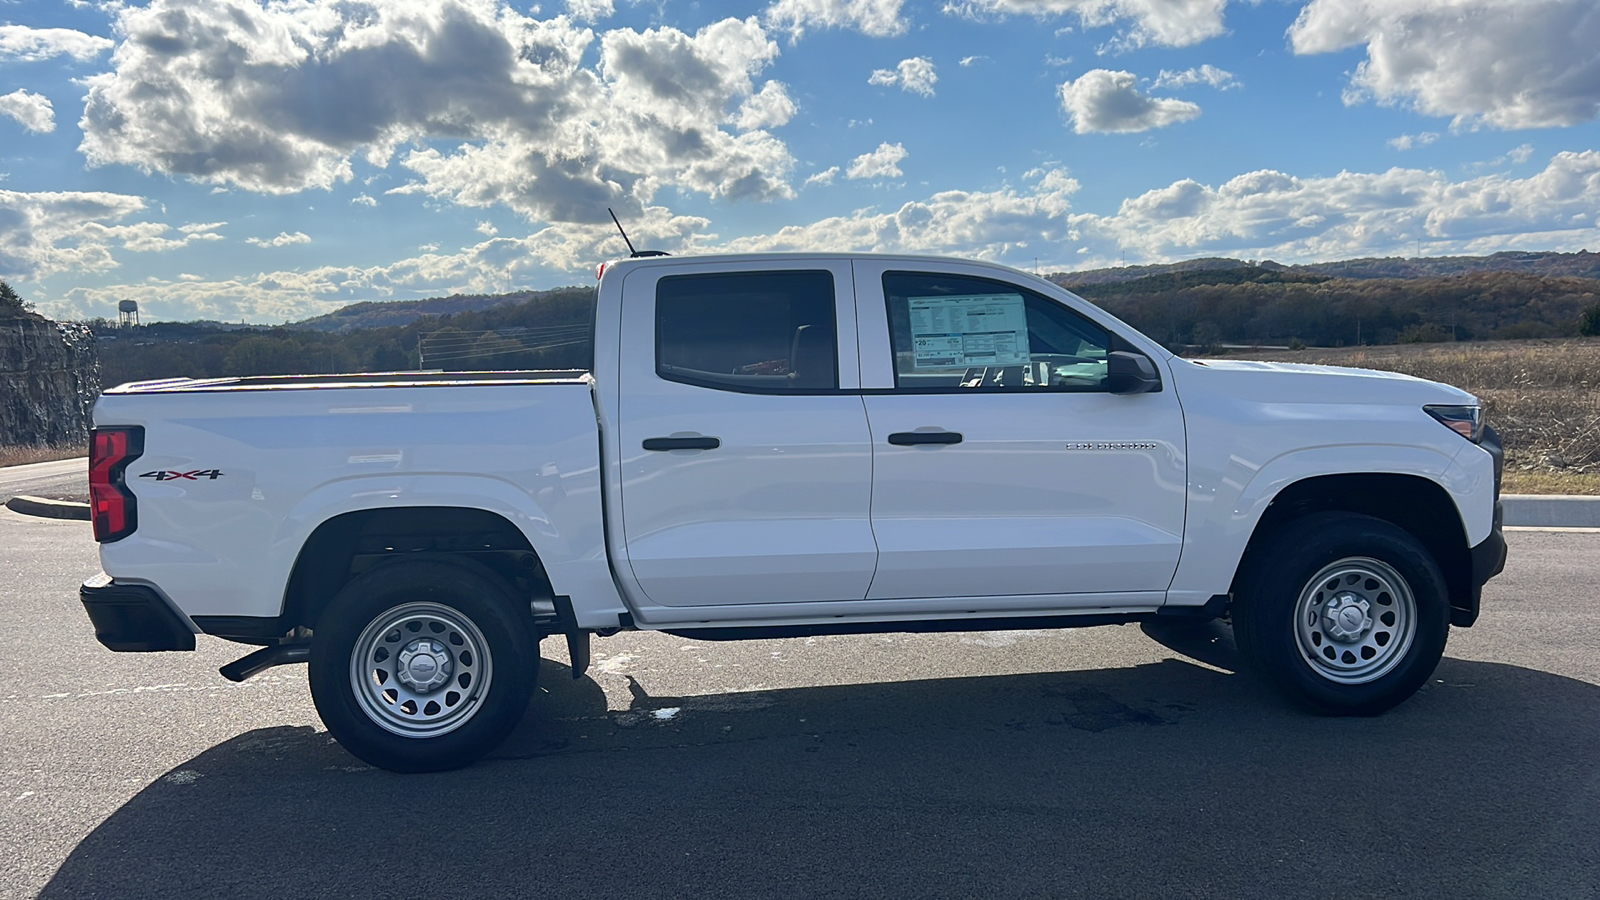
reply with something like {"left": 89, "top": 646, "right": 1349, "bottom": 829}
{"left": 281, "top": 506, "right": 551, "bottom": 636}
{"left": 1234, "top": 473, "right": 1472, "bottom": 624}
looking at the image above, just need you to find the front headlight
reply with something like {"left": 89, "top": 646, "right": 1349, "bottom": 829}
{"left": 1424, "top": 404, "right": 1483, "bottom": 443}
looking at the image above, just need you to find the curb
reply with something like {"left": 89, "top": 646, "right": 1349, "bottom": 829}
{"left": 4, "top": 495, "right": 90, "bottom": 521}
{"left": 1502, "top": 494, "right": 1600, "bottom": 528}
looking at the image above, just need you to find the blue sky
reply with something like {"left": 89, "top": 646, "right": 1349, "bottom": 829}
{"left": 2, "top": 0, "right": 1599, "bottom": 323}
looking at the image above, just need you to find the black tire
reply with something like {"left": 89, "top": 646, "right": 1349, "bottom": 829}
{"left": 308, "top": 558, "right": 538, "bottom": 772}
{"left": 1232, "top": 512, "right": 1449, "bottom": 716}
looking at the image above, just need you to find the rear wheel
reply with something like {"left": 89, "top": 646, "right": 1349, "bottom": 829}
{"left": 1233, "top": 512, "right": 1449, "bottom": 715}
{"left": 309, "top": 558, "right": 538, "bottom": 772}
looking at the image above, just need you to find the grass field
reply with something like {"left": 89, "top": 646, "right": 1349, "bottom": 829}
{"left": 1233, "top": 337, "right": 1600, "bottom": 495}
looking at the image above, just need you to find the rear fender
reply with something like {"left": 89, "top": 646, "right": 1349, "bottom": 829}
{"left": 276, "top": 474, "right": 625, "bottom": 628}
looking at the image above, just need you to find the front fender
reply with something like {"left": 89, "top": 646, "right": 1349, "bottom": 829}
{"left": 1166, "top": 442, "right": 1471, "bottom": 606}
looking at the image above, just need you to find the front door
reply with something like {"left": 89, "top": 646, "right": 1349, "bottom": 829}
{"left": 616, "top": 261, "right": 878, "bottom": 607}
{"left": 854, "top": 261, "right": 1187, "bottom": 602}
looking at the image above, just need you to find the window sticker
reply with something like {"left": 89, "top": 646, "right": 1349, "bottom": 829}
{"left": 908, "top": 293, "right": 1030, "bottom": 368}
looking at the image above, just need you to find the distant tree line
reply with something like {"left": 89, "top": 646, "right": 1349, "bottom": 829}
{"left": 1062, "top": 268, "right": 1600, "bottom": 348}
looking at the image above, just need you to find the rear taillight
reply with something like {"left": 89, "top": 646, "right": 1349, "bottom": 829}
{"left": 89, "top": 426, "right": 144, "bottom": 542}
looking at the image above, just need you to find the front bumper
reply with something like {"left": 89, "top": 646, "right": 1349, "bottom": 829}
{"left": 1453, "top": 425, "right": 1507, "bottom": 627}
{"left": 79, "top": 574, "right": 196, "bottom": 652}
{"left": 1455, "top": 501, "right": 1507, "bottom": 627}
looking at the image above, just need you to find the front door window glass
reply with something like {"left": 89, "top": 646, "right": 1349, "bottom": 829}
{"left": 885, "top": 271, "right": 1111, "bottom": 391}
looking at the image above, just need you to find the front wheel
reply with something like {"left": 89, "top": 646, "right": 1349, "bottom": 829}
{"left": 1232, "top": 512, "right": 1450, "bottom": 716}
{"left": 308, "top": 558, "right": 538, "bottom": 772}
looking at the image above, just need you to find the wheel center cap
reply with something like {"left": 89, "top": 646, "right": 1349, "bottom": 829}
{"left": 396, "top": 639, "right": 453, "bottom": 692}
{"left": 1324, "top": 593, "right": 1371, "bottom": 641}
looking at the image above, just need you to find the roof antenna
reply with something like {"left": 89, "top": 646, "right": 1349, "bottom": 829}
{"left": 607, "top": 207, "right": 636, "bottom": 256}
{"left": 607, "top": 207, "right": 670, "bottom": 259}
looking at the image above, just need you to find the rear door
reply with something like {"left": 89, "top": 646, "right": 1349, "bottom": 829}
{"left": 854, "top": 260, "right": 1187, "bottom": 602}
{"left": 616, "top": 260, "right": 878, "bottom": 607}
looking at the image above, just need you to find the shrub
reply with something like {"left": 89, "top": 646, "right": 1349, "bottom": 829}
{"left": 0, "top": 280, "right": 31, "bottom": 316}
{"left": 1580, "top": 303, "right": 1600, "bottom": 336}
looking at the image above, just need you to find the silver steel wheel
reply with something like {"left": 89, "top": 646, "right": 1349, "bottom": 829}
{"left": 1294, "top": 557, "right": 1417, "bottom": 685}
{"left": 349, "top": 601, "right": 493, "bottom": 739}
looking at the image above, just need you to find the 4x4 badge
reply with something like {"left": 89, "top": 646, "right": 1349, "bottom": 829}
{"left": 140, "top": 469, "right": 224, "bottom": 481}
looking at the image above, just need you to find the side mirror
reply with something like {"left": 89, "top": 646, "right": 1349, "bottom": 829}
{"left": 1107, "top": 351, "right": 1162, "bottom": 394}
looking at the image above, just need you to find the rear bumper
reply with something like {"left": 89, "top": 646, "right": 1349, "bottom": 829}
{"left": 79, "top": 574, "right": 196, "bottom": 652}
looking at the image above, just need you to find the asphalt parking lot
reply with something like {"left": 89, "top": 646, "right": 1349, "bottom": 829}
{"left": 2, "top": 507, "right": 1596, "bottom": 899}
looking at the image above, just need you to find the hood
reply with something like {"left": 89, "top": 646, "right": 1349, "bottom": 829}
{"left": 1175, "top": 358, "right": 1479, "bottom": 407}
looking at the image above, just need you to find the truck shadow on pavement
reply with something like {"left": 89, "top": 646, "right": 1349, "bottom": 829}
{"left": 41, "top": 652, "right": 1600, "bottom": 900}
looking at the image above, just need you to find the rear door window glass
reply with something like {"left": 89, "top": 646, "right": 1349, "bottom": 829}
{"left": 657, "top": 271, "right": 839, "bottom": 392}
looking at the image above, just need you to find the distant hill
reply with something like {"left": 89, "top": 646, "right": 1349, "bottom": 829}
{"left": 1058, "top": 265, "right": 1327, "bottom": 300}
{"left": 1051, "top": 257, "right": 1276, "bottom": 287}
{"left": 294, "top": 287, "right": 589, "bottom": 332}
{"left": 1293, "top": 250, "right": 1600, "bottom": 280}
{"left": 1050, "top": 249, "right": 1600, "bottom": 287}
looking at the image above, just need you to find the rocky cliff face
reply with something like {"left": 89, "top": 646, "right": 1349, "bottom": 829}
{"left": 0, "top": 315, "right": 101, "bottom": 447}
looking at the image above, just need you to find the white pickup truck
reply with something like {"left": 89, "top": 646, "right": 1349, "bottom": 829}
{"left": 80, "top": 252, "right": 1506, "bottom": 772}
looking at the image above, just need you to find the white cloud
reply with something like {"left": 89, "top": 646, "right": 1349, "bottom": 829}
{"left": 246, "top": 231, "right": 312, "bottom": 248}
{"left": 869, "top": 57, "right": 938, "bottom": 96}
{"left": 847, "top": 142, "right": 908, "bottom": 180}
{"left": 0, "top": 90, "right": 55, "bottom": 134}
{"left": 765, "top": 0, "right": 908, "bottom": 38}
{"left": 1080, "top": 151, "right": 1600, "bottom": 265}
{"left": 351, "top": 194, "right": 378, "bottom": 207}
{"left": 804, "top": 166, "right": 841, "bottom": 186}
{"left": 1467, "top": 143, "right": 1539, "bottom": 172}
{"left": 0, "top": 25, "right": 114, "bottom": 62}
{"left": 566, "top": 0, "right": 615, "bottom": 22}
{"left": 959, "top": 55, "right": 987, "bottom": 66}
{"left": 31, "top": 152, "right": 1600, "bottom": 323}
{"left": 1387, "top": 132, "right": 1439, "bottom": 151}
{"left": 1059, "top": 69, "right": 1201, "bottom": 133}
{"left": 476, "top": 221, "right": 499, "bottom": 236}
{"left": 1290, "top": 0, "right": 1600, "bottom": 129}
{"left": 720, "top": 168, "right": 1083, "bottom": 259}
{"left": 720, "top": 151, "right": 1600, "bottom": 269}
{"left": 943, "top": 0, "right": 1230, "bottom": 49}
{"left": 0, "top": 191, "right": 227, "bottom": 281}
{"left": 1151, "top": 64, "right": 1238, "bottom": 90}
{"left": 79, "top": 2, "right": 798, "bottom": 222}
{"left": 41, "top": 205, "right": 715, "bottom": 323}
{"left": 736, "top": 81, "right": 798, "bottom": 129}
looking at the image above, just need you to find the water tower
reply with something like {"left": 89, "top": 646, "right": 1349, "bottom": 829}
{"left": 118, "top": 299, "right": 139, "bottom": 328}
